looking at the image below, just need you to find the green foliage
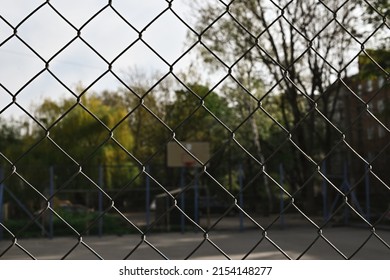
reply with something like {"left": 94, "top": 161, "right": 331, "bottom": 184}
{"left": 358, "top": 49, "right": 390, "bottom": 78}
{"left": 363, "top": 0, "right": 389, "bottom": 20}
{"left": 0, "top": 117, "right": 25, "bottom": 160}
{"left": 1, "top": 92, "right": 138, "bottom": 201}
{"left": 188, "top": 0, "right": 375, "bottom": 213}
{"left": 166, "top": 84, "right": 232, "bottom": 141}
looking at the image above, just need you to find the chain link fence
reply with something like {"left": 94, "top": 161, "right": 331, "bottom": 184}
{"left": 0, "top": 0, "right": 389, "bottom": 259}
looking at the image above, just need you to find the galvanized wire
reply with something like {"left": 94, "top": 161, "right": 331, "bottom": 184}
{"left": 0, "top": 0, "right": 389, "bottom": 259}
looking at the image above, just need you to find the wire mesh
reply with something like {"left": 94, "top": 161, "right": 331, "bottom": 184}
{"left": 0, "top": 0, "right": 389, "bottom": 259}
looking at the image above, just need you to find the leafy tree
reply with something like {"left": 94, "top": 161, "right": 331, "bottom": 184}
{"left": 29, "top": 92, "right": 136, "bottom": 194}
{"left": 0, "top": 117, "right": 22, "bottom": 154}
{"left": 116, "top": 68, "right": 172, "bottom": 167}
{"left": 121, "top": 77, "right": 236, "bottom": 190}
{"left": 118, "top": 69, "right": 237, "bottom": 190}
{"left": 166, "top": 83, "right": 234, "bottom": 175}
{"left": 358, "top": 49, "right": 390, "bottom": 78}
{"left": 358, "top": 0, "right": 390, "bottom": 49}
{"left": 362, "top": 0, "right": 389, "bottom": 22}
{"left": 190, "top": 0, "right": 365, "bottom": 212}
{"left": 0, "top": 117, "right": 38, "bottom": 209}
{"left": 165, "top": 84, "right": 229, "bottom": 141}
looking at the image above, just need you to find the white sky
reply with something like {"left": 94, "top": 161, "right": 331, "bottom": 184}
{"left": 0, "top": 0, "right": 207, "bottom": 119}
{"left": 1, "top": 1, "right": 381, "bottom": 121}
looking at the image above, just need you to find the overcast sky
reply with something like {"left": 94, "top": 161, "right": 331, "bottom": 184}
{"left": 0, "top": 0, "right": 203, "bottom": 119}
{"left": 2, "top": 1, "right": 376, "bottom": 121}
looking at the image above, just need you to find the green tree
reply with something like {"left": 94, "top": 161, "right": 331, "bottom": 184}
{"left": 190, "top": 0, "right": 364, "bottom": 212}
{"left": 359, "top": 0, "right": 390, "bottom": 49}
{"left": 30, "top": 92, "right": 136, "bottom": 193}
{"left": 116, "top": 68, "right": 172, "bottom": 167}
{"left": 165, "top": 84, "right": 229, "bottom": 141}
{"left": 0, "top": 117, "right": 22, "bottom": 155}
{"left": 362, "top": 0, "right": 389, "bottom": 22}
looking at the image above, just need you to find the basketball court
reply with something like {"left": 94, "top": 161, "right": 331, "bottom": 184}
{"left": 1, "top": 212, "right": 389, "bottom": 260}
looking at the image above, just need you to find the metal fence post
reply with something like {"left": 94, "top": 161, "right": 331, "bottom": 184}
{"left": 279, "top": 163, "right": 285, "bottom": 229}
{"left": 98, "top": 164, "right": 104, "bottom": 237}
{"left": 194, "top": 167, "right": 199, "bottom": 226}
{"left": 49, "top": 166, "right": 54, "bottom": 239}
{"left": 180, "top": 166, "right": 185, "bottom": 233}
{"left": 238, "top": 164, "right": 244, "bottom": 231}
{"left": 145, "top": 165, "right": 151, "bottom": 229}
{"left": 0, "top": 167, "right": 4, "bottom": 241}
{"left": 343, "top": 162, "right": 350, "bottom": 225}
{"left": 365, "top": 163, "right": 371, "bottom": 222}
{"left": 321, "top": 161, "right": 329, "bottom": 222}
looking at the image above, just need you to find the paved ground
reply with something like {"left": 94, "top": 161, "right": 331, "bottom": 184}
{"left": 1, "top": 213, "right": 390, "bottom": 260}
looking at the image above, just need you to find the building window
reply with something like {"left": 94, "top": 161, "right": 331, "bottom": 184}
{"left": 367, "top": 127, "right": 374, "bottom": 140}
{"left": 367, "top": 152, "right": 374, "bottom": 162}
{"left": 333, "top": 111, "right": 341, "bottom": 122}
{"left": 377, "top": 99, "right": 385, "bottom": 113}
{"left": 357, "top": 84, "right": 362, "bottom": 96}
{"left": 378, "top": 76, "right": 385, "bottom": 88}
{"left": 378, "top": 126, "right": 386, "bottom": 138}
{"left": 366, "top": 79, "right": 373, "bottom": 92}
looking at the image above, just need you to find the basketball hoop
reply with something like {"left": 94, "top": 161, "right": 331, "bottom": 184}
{"left": 183, "top": 160, "right": 196, "bottom": 168}
{"left": 181, "top": 152, "right": 197, "bottom": 168}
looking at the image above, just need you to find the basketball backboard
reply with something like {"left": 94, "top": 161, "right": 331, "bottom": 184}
{"left": 167, "top": 141, "right": 210, "bottom": 168}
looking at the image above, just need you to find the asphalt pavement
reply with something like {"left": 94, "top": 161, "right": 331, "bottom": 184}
{"left": 1, "top": 215, "right": 389, "bottom": 260}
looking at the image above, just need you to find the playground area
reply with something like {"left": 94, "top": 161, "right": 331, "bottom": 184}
{"left": 1, "top": 213, "right": 389, "bottom": 260}
{"left": 1, "top": 0, "right": 389, "bottom": 262}
{"left": 1, "top": 159, "right": 385, "bottom": 240}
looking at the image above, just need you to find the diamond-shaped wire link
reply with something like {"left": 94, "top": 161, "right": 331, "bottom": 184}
{"left": 0, "top": 0, "right": 389, "bottom": 259}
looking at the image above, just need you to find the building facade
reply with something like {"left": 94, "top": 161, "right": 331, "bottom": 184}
{"left": 328, "top": 51, "right": 390, "bottom": 218}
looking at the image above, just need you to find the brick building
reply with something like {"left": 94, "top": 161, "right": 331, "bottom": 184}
{"left": 328, "top": 50, "right": 390, "bottom": 216}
